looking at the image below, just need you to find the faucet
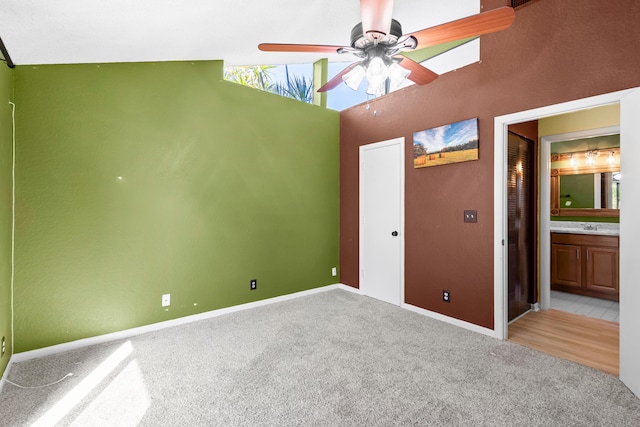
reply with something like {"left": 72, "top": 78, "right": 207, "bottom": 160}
{"left": 583, "top": 223, "right": 599, "bottom": 231}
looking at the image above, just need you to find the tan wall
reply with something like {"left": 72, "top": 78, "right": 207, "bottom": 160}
{"left": 539, "top": 104, "right": 620, "bottom": 138}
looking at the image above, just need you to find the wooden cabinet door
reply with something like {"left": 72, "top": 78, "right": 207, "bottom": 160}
{"left": 585, "top": 246, "right": 619, "bottom": 295}
{"left": 551, "top": 244, "right": 582, "bottom": 288}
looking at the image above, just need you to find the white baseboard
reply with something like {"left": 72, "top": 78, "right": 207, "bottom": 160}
{"left": 508, "top": 309, "right": 532, "bottom": 325}
{"left": 336, "top": 283, "right": 361, "bottom": 294}
{"left": 0, "top": 358, "right": 13, "bottom": 394}
{"left": 402, "top": 303, "right": 497, "bottom": 338}
{"left": 11, "top": 284, "right": 344, "bottom": 364}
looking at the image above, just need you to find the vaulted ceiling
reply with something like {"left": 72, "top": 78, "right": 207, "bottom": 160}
{"left": 0, "top": 0, "right": 480, "bottom": 69}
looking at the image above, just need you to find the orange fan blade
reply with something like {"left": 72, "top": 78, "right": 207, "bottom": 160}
{"left": 258, "top": 43, "right": 344, "bottom": 54}
{"left": 405, "top": 6, "right": 515, "bottom": 49}
{"left": 395, "top": 56, "right": 438, "bottom": 85}
{"left": 360, "top": 0, "right": 394, "bottom": 37}
{"left": 318, "top": 63, "right": 360, "bottom": 92}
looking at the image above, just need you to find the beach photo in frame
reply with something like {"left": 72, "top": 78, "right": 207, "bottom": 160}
{"left": 413, "top": 118, "right": 479, "bottom": 168}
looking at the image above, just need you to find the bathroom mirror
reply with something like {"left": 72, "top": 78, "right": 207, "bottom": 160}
{"left": 550, "top": 135, "right": 620, "bottom": 217}
{"left": 551, "top": 165, "right": 620, "bottom": 217}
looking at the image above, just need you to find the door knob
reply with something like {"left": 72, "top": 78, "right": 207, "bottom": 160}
{"left": 391, "top": 231, "right": 398, "bottom": 237}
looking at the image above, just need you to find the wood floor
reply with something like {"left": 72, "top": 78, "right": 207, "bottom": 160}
{"left": 508, "top": 309, "right": 619, "bottom": 376}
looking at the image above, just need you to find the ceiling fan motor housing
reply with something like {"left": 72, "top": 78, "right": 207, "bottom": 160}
{"left": 350, "top": 18, "right": 403, "bottom": 49}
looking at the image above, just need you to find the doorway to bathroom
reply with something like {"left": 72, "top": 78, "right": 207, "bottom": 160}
{"left": 506, "top": 110, "right": 621, "bottom": 372}
{"left": 494, "top": 88, "right": 640, "bottom": 398}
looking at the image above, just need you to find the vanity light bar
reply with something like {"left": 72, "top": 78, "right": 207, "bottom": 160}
{"left": 551, "top": 147, "right": 620, "bottom": 164}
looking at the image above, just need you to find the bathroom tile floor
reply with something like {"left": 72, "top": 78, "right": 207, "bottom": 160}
{"left": 551, "top": 290, "right": 619, "bottom": 323}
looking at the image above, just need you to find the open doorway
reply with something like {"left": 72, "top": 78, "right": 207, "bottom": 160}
{"left": 493, "top": 87, "right": 640, "bottom": 397}
{"left": 507, "top": 118, "right": 621, "bottom": 375}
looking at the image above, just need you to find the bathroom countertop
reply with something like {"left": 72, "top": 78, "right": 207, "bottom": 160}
{"left": 550, "top": 221, "right": 619, "bottom": 236}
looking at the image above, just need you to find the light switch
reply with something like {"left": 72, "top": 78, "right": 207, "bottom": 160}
{"left": 464, "top": 210, "right": 477, "bottom": 223}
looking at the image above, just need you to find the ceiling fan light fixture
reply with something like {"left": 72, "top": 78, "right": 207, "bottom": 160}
{"left": 260, "top": 5, "right": 516, "bottom": 93}
{"left": 342, "top": 64, "right": 366, "bottom": 91}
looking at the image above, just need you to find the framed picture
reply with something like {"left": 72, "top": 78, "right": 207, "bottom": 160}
{"left": 413, "top": 118, "right": 479, "bottom": 168}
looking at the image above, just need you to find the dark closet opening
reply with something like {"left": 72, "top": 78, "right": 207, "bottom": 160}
{"left": 507, "top": 128, "right": 538, "bottom": 321}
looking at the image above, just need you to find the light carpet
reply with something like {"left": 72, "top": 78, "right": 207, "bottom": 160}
{"left": 0, "top": 289, "right": 639, "bottom": 426}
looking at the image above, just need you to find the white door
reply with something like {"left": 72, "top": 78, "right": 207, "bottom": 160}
{"left": 619, "top": 88, "right": 640, "bottom": 397}
{"left": 359, "top": 137, "right": 404, "bottom": 306}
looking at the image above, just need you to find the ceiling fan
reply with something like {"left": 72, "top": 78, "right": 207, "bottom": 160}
{"left": 259, "top": 0, "right": 515, "bottom": 95}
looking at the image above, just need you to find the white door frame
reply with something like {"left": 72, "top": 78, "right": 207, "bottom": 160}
{"left": 359, "top": 137, "right": 405, "bottom": 305}
{"left": 619, "top": 87, "right": 640, "bottom": 397}
{"left": 493, "top": 88, "right": 634, "bottom": 341}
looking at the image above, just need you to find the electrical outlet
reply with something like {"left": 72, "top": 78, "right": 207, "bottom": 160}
{"left": 464, "top": 210, "right": 477, "bottom": 223}
{"left": 1, "top": 336, "right": 5, "bottom": 357}
{"left": 443, "top": 290, "right": 451, "bottom": 303}
{"left": 162, "top": 294, "right": 171, "bottom": 307}
{"left": 331, "top": 267, "right": 337, "bottom": 277}
{"left": 250, "top": 279, "right": 257, "bottom": 290}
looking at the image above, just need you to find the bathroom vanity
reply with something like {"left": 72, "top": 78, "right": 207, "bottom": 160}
{"left": 550, "top": 222, "right": 619, "bottom": 301}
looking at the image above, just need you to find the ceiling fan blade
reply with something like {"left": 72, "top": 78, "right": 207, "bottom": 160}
{"left": 360, "top": 0, "right": 394, "bottom": 37}
{"left": 318, "top": 63, "right": 360, "bottom": 92}
{"left": 405, "top": 6, "right": 515, "bottom": 49}
{"left": 258, "top": 43, "right": 344, "bottom": 54}
{"left": 395, "top": 56, "right": 438, "bottom": 85}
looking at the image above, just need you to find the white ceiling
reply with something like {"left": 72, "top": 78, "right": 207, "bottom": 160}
{"left": 0, "top": 0, "right": 480, "bottom": 67}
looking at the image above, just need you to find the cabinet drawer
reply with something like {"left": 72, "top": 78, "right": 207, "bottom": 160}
{"left": 551, "top": 232, "right": 618, "bottom": 248}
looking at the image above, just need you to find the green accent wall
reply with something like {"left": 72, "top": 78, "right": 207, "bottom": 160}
{"left": 13, "top": 61, "right": 340, "bottom": 352}
{"left": 0, "top": 65, "right": 13, "bottom": 375}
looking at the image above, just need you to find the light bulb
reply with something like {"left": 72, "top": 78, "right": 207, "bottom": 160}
{"left": 365, "top": 57, "right": 388, "bottom": 86}
{"left": 366, "top": 80, "right": 386, "bottom": 96}
{"left": 607, "top": 151, "right": 614, "bottom": 165}
{"left": 388, "top": 63, "right": 410, "bottom": 85}
{"left": 585, "top": 150, "right": 599, "bottom": 166}
{"left": 569, "top": 153, "right": 576, "bottom": 167}
{"left": 342, "top": 65, "right": 366, "bottom": 91}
